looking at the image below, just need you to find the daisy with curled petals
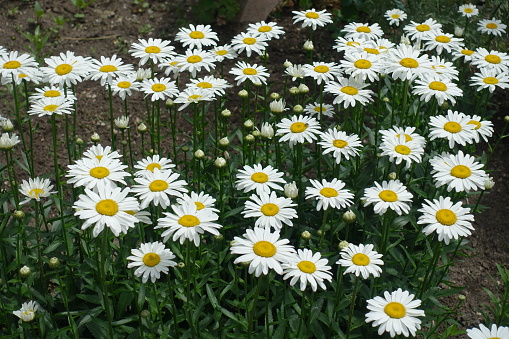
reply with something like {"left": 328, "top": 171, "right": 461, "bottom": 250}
{"left": 324, "top": 77, "right": 374, "bottom": 108}
{"left": 429, "top": 55, "right": 459, "bottom": 80}
{"left": 418, "top": 196, "right": 474, "bottom": 245}
{"left": 0, "top": 51, "right": 38, "bottom": 80}
{"left": 67, "top": 157, "right": 129, "bottom": 190}
{"left": 140, "top": 77, "right": 179, "bottom": 102}
{"left": 283, "top": 248, "right": 332, "bottom": 291}
{"left": 342, "top": 22, "right": 384, "bottom": 40}
{"left": 211, "top": 44, "right": 238, "bottom": 62}
{"left": 231, "top": 32, "right": 268, "bottom": 58}
{"left": 231, "top": 227, "right": 295, "bottom": 277}
{"left": 2, "top": 68, "right": 44, "bottom": 86}
{"left": 385, "top": 9, "right": 407, "bottom": 26}
{"left": 452, "top": 47, "right": 476, "bottom": 62}
{"left": 73, "top": 186, "right": 139, "bottom": 237}
{"left": 132, "top": 168, "right": 188, "bottom": 209}
{"left": 403, "top": 18, "right": 442, "bottom": 44}
{"left": 380, "top": 125, "right": 426, "bottom": 147}
{"left": 13, "top": 301, "right": 39, "bottom": 322}
{"left": 174, "top": 87, "right": 214, "bottom": 111}
{"left": 19, "top": 177, "right": 55, "bottom": 205}
{"left": 302, "top": 61, "right": 342, "bottom": 85}
{"left": 111, "top": 74, "right": 141, "bottom": 100}
{"left": 186, "top": 75, "right": 231, "bottom": 97}
{"left": 29, "top": 85, "right": 77, "bottom": 102}
{"left": 467, "top": 323, "right": 509, "bottom": 339}
{"left": 0, "top": 133, "right": 20, "bottom": 150}
{"left": 176, "top": 191, "right": 219, "bottom": 213}
{"left": 127, "top": 241, "right": 177, "bottom": 283}
{"left": 422, "top": 31, "right": 464, "bottom": 55}
{"left": 333, "top": 37, "right": 367, "bottom": 53}
{"left": 88, "top": 55, "right": 134, "bottom": 86}
{"left": 431, "top": 150, "right": 487, "bottom": 192}
{"left": 477, "top": 18, "right": 507, "bottom": 36}
{"left": 340, "top": 51, "right": 382, "bottom": 82}
{"left": 318, "top": 128, "right": 362, "bottom": 164}
{"left": 366, "top": 288, "right": 425, "bottom": 337}
{"left": 83, "top": 144, "right": 122, "bottom": 162}
{"left": 380, "top": 135, "right": 425, "bottom": 168}
{"left": 28, "top": 97, "right": 74, "bottom": 117}
{"left": 173, "top": 49, "right": 216, "bottom": 78}
{"left": 134, "top": 154, "right": 175, "bottom": 177}
{"left": 230, "top": 61, "right": 270, "bottom": 86}
{"left": 305, "top": 178, "right": 354, "bottom": 211}
{"left": 247, "top": 21, "right": 285, "bottom": 40}
{"left": 428, "top": 110, "right": 475, "bottom": 148}
{"left": 384, "top": 44, "right": 434, "bottom": 82}
{"left": 276, "top": 114, "right": 321, "bottom": 148}
{"left": 463, "top": 114, "right": 494, "bottom": 143}
{"left": 292, "top": 8, "right": 333, "bottom": 31}
{"left": 155, "top": 202, "right": 222, "bottom": 246}
{"left": 471, "top": 48, "right": 509, "bottom": 73}
{"left": 470, "top": 68, "right": 509, "bottom": 93}
{"left": 129, "top": 38, "right": 175, "bottom": 65}
{"left": 304, "top": 102, "right": 335, "bottom": 118}
{"left": 285, "top": 64, "right": 306, "bottom": 81}
{"left": 175, "top": 24, "right": 218, "bottom": 50}
{"left": 363, "top": 180, "right": 413, "bottom": 215}
{"left": 458, "top": 4, "right": 479, "bottom": 18}
{"left": 412, "top": 75, "right": 463, "bottom": 106}
{"left": 40, "top": 51, "right": 91, "bottom": 87}
{"left": 337, "top": 243, "right": 384, "bottom": 279}
{"left": 235, "top": 163, "right": 286, "bottom": 195}
{"left": 242, "top": 191, "right": 297, "bottom": 230}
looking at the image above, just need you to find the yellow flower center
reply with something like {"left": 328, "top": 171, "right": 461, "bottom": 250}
{"left": 396, "top": 133, "right": 413, "bottom": 142}
{"left": 152, "top": 84, "right": 167, "bottom": 92}
{"left": 3, "top": 60, "right": 21, "bottom": 69}
{"left": 487, "top": 337, "right": 501, "bottom": 339}
{"left": 189, "top": 31, "right": 205, "bottom": 39}
{"left": 436, "top": 208, "right": 457, "bottom": 225}
{"left": 216, "top": 50, "right": 227, "bottom": 56}
{"left": 320, "top": 187, "right": 338, "bottom": 197}
{"left": 253, "top": 240, "right": 276, "bottom": 257}
{"left": 416, "top": 24, "right": 430, "bottom": 32}
{"left": 195, "top": 201, "right": 205, "bottom": 210}
{"left": 444, "top": 121, "right": 462, "bottom": 133}
{"left": 90, "top": 166, "right": 110, "bottom": 179}
{"left": 149, "top": 179, "right": 169, "bottom": 192}
{"left": 18, "top": 73, "right": 28, "bottom": 78}
{"left": 435, "top": 35, "right": 451, "bottom": 43}
{"left": 347, "top": 41, "right": 361, "bottom": 47}
{"left": 44, "top": 90, "right": 61, "bottom": 97}
{"left": 467, "top": 120, "right": 481, "bottom": 129}
{"left": 117, "top": 81, "right": 131, "bottom": 89}
{"left": 364, "top": 47, "right": 380, "bottom": 55}
{"left": 485, "top": 55, "right": 501, "bottom": 64}
{"left": 395, "top": 145, "right": 411, "bottom": 155}
{"left": 354, "top": 59, "right": 372, "bottom": 69}
{"left": 96, "top": 199, "right": 119, "bottom": 216}
{"left": 290, "top": 122, "right": 308, "bottom": 133}
{"left": 145, "top": 46, "right": 161, "bottom": 53}
{"left": 146, "top": 163, "right": 162, "bottom": 172}
{"left": 243, "top": 37, "right": 256, "bottom": 45}
{"left": 251, "top": 172, "right": 268, "bottom": 183}
{"left": 483, "top": 77, "right": 499, "bottom": 85}
{"left": 333, "top": 139, "right": 348, "bottom": 148}
{"left": 314, "top": 65, "right": 329, "bottom": 73}
{"left": 258, "top": 25, "right": 272, "bottom": 32}
{"left": 352, "top": 253, "right": 370, "bottom": 266}
{"left": 187, "top": 55, "right": 203, "bottom": 63}
{"left": 29, "top": 188, "right": 44, "bottom": 198}
{"left": 384, "top": 302, "right": 406, "bottom": 318}
{"left": 178, "top": 215, "right": 200, "bottom": 227}
{"left": 379, "top": 190, "right": 398, "bottom": 202}
{"left": 189, "top": 94, "right": 202, "bottom": 100}
{"left": 305, "top": 12, "right": 319, "bottom": 19}
{"left": 142, "top": 252, "right": 161, "bottom": 267}
{"left": 243, "top": 67, "right": 258, "bottom": 75}
{"left": 55, "top": 64, "right": 73, "bottom": 75}
{"left": 125, "top": 210, "right": 136, "bottom": 215}
{"left": 357, "top": 26, "right": 371, "bottom": 33}
{"left": 260, "top": 203, "right": 279, "bottom": 216}
{"left": 297, "top": 260, "right": 317, "bottom": 273}
{"left": 96, "top": 155, "right": 103, "bottom": 161}
{"left": 44, "top": 104, "right": 59, "bottom": 112}
{"left": 341, "top": 86, "right": 359, "bottom": 95}
{"left": 400, "top": 58, "right": 419, "bottom": 68}
{"left": 461, "top": 49, "right": 474, "bottom": 55}
{"left": 391, "top": 14, "right": 400, "bottom": 19}
{"left": 464, "top": 8, "right": 473, "bottom": 13}
{"left": 429, "top": 81, "right": 447, "bottom": 91}
{"left": 450, "top": 165, "right": 471, "bottom": 178}
{"left": 486, "top": 23, "right": 498, "bottom": 29}
{"left": 99, "top": 65, "right": 118, "bottom": 72}
{"left": 197, "top": 81, "right": 212, "bottom": 88}
{"left": 313, "top": 106, "right": 326, "bottom": 112}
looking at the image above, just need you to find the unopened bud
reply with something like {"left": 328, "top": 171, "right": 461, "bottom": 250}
{"left": 252, "top": 130, "right": 261, "bottom": 138}
{"left": 338, "top": 240, "right": 350, "bottom": 250}
{"left": 244, "top": 119, "right": 254, "bottom": 129}
{"left": 283, "top": 60, "right": 293, "bottom": 68}
{"left": 214, "top": 157, "right": 227, "bottom": 168}
{"left": 284, "top": 181, "right": 299, "bottom": 199}
{"left": 293, "top": 104, "right": 303, "bottom": 113}
{"left": 260, "top": 123, "right": 274, "bottom": 139}
{"left": 504, "top": 116, "right": 509, "bottom": 123}
{"left": 317, "top": 229, "right": 324, "bottom": 236}
{"left": 218, "top": 137, "right": 229, "bottom": 147}
{"left": 214, "top": 234, "right": 224, "bottom": 241}
{"left": 301, "top": 231, "right": 311, "bottom": 240}
{"left": 388, "top": 172, "right": 397, "bottom": 180}
{"left": 1, "top": 119, "right": 14, "bottom": 132}
{"left": 458, "top": 294, "right": 466, "bottom": 301}
{"left": 19, "top": 265, "right": 31, "bottom": 278}
{"left": 382, "top": 97, "right": 390, "bottom": 102}
{"left": 13, "top": 210, "right": 25, "bottom": 220}
{"left": 238, "top": 89, "right": 248, "bottom": 98}
{"left": 114, "top": 116, "right": 129, "bottom": 129}
{"left": 342, "top": 210, "right": 356, "bottom": 224}
{"left": 165, "top": 99, "right": 174, "bottom": 107}
{"left": 440, "top": 101, "right": 449, "bottom": 110}
{"left": 194, "top": 149, "right": 205, "bottom": 159}
{"left": 289, "top": 87, "right": 299, "bottom": 95}
{"left": 298, "top": 84, "right": 309, "bottom": 94}
{"left": 303, "top": 40, "right": 314, "bottom": 51}
{"left": 244, "top": 134, "right": 255, "bottom": 143}
{"left": 182, "top": 146, "right": 189, "bottom": 152}
{"left": 270, "top": 92, "right": 280, "bottom": 100}
{"left": 140, "top": 310, "right": 151, "bottom": 318}
{"left": 138, "top": 123, "right": 147, "bottom": 133}
{"left": 177, "top": 262, "right": 185, "bottom": 268}
{"left": 221, "top": 109, "right": 232, "bottom": 118}
{"left": 484, "top": 175, "right": 495, "bottom": 190}
{"left": 90, "top": 132, "right": 100, "bottom": 142}
{"left": 454, "top": 26, "right": 464, "bottom": 37}
{"left": 76, "top": 137, "right": 84, "bottom": 145}
{"left": 49, "top": 257, "right": 60, "bottom": 268}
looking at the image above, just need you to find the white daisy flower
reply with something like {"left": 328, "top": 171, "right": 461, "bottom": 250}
{"left": 324, "top": 77, "right": 374, "bottom": 108}
{"left": 363, "top": 180, "right": 413, "bottom": 215}
{"left": 0, "top": 51, "right": 38, "bottom": 80}
{"left": 247, "top": 21, "right": 285, "bottom": 40}
{"left": 140, "top": 77, "right": 179, "bottom": 102}
{"left": 477, "top": 18, "right": 507, "bottom": 36}
{"left": 155, "top": 202, "right": 222, "bottom": 246}
{"left": 429, "top": 55, "right": 459, "bottom": 80}
{"left": 412, "top": 75, "right": 463, "bottom": 106}
{"left": 269, "top": 99, "right": 288, "bottom": 114}
{"left": 88, "top": 55, "right": 134, "bottom": 86}
{"left": 176, "top": 191, "right": 218, "bottom": 213}
{"left": 383, "top": 44, "right": 434, "bottom": 82}
{"left": 302, "top": 61, "right": 342, "bottom": 85}
{"left": 431, "top": 150, "right": 487, "bottom": 192}
{"left": 340, "top": 51, "right": 381, "bottom": 82}
{"left": 282, "top": 248, "right": 332, "bottom": 291}
{"left": 82, "top": 144, "right": 122, "bottom": 162}
{"left": 28, "top": 97, "right": 74, "bottom": 117}
{"left": 422, "top": 31, "right": 464, "bottom": 55}
{"left": 463, "top": 114, "right": 494, "bottom": 143}
{"left": 366, "top": 288, "right": 425, "bottom": 337}
{"left": 342, "top": 22, "right": 384, "bottom": 40}
{"left": 292, "top": 8, "right": 333, "bottom": 30}
{"left": 428, "top": 110, "right": 476, "bottom": 148}
{"left": 174, "top": 87, "right": 215, "bottom": 111}
{"left": 333, "top": 37, "right": 368, "bottom": 53}
{"left": 242, "top": 191, "right": 297, "bottom": 230}
{"left": 0, "top": 133, "right": 20, "bottom": 150}
{"left": 129, "top": 38, "right": 175, "bottom": 65}
{"left": 467, "top": 324, "right": 509, "bottom": 339}
{"left": 380, "top": 135, "right": 425, "bottom": 168}
{"left": 2, "top": 68, "right": 44, "bottom": 85}
{"left": 186, "top": 75, "right": 231, "bottom": 97}
{"left": 229, "top": 61, "right": 270, "bottom": 86}
{"left": 451, "top": 47, "right": 476, "bottom": 62}
{"left": 318, "top": 128, "right": 362, "bottom": 164}
{"left": 210, "top": 44, "right": 237, "bottom": 62}
{"left": 403, "top": 19, "right": 442, "bottom": 44}
{"left": 13, "top": 301, "right": 39, "bottom": 322}
{"left": 385, "top": 9, "right": 407, "bottom": 26}
{"left": 471, "top": 48, "right": 509, "bottom": 74}
{"left": 231, "top": 227, "right": 295, "bottom": 277}
{"left": 418, "top": 196, "right": 474, "bottom": 245}
{"left": 470, "top": 67, "right": 509, "bottom": 93}
{"left": 173, "top": 49, "right": 216, "bottom": 78}
{"left": 285, "top": 64, "right": 306, "bottom": 81}
{"left": 231, "top": 32, "right": 268, "bottom": 58}
{"left": 111, "top": 73, "right": 141, "bottom": 100}
{"left": 67, "top": 156, "right": 130, "bottom": 190}
{"left": 235, "top": 163, "right": 286, "bottom": 195}
{"left": 337, "top": 243, "right": 384, "bottom": 279}
{"left": 40, "top": 51, "right": 91, "bottom": 87}
{"left": 73, "top": 186, "right": 139, "bottom": 237}
{"left": 29, "top": 85, "right": 77, "bottom": 102}
{"left": 127, "top": 241, "right": 177, "bottom": 283}
{"left": 379, "top": 126, "right": 426, "bottom": 147}
{"left": 175, "top": 24, "right": 218, "bottom": 50}
{"left": 276, "top": 114, "right": 321, "bottom": 148}
{"left": 305, "top": 178, "right": 354, "bottom": 211}
{"left": 132, "top": 169, "right": 188, "bottom": 209}
{"left": 458, "top": 4, "right": 479, "bottom": 17}
{"left": 134, "top": 154, "right": 175, "bottom": 177}
{"left": 19, "top": 177, "right": 55, "bottom": 205}
{"left": 304, "top": 102, "right": 335, "bottom": 118}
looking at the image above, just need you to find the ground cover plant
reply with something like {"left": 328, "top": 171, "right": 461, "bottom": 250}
{"left": 1, "top": 0, "right": 509, "bottom": 338}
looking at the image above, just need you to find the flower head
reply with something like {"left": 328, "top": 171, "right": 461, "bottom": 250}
{"left": 141, "top": 77, "right": 179, "bottom": 101}
{"left": 40, "top": 51, "right": 91, "bottom": 86}
{"left": 28, "top": 97, "right": 75, "bottom": 117}
{"left": 282, "top": 248, "right": 332, "bottom": 291}
{"left": 175, "top": 24, "right": 218, "bottom": 49}
{"left": 431, "top": 151, "right": 486, "bottom": 192}
{"left": 67, "top": 156, "right": 130, "bottom": 190}
{"left": 247, "top": 21, "right": 285, "bottom": 40}
{"left": 19, "top": 177, "right": 55, "bottom": 204}
{"left": 303, "top": 61, "right": 342, "bottom": 85}
{"left": 235, "top": 163, "right": 286, "bottom": 195}
{"left": 13, "top": 301, "right": 39, "bottom": 322}
{"left": 276, "top": 114, "right": 321, "bottom": 148}
{"left": 129, "top": 38, "right": 175, "bottom": 65}
{"left": 231, "top": 32, "right": 268, "bottom": 58}
{"left": 385, "top": 9, "right": 407, "bottom": 26}
{"left": 88, "top": 55, "right": 134, "bottom": 86}
{"left": 324, "top": 77, "right": 374, "bottom": 108}
{"left": 477, "top": 18, "right": 507, "bottom": 36}
{"left": 458, "top": 4, "right": 479, "bottom": 17}
{"left": 230, "top": 61, "right": 270, "bottom": 86}
{"left": 242, "top": 191, "right": 297, "bottom": 231}
{"left": 467, "top": 323, "right": 509, "bottom": 339}
{"left": 342, "top": 22, "right": 384, "bottom": 40}
{"left": 428, "top": 110, "right": 475, "bottom": 148}
{"left": 292, "top": 8, "right": 333, "bottom": 30}
{"left": 0, "top": 133, "right": 20, "bottom": 150}
{"left": 362, "top": 180, "right": 413, "bottom": 215}
{"left": 318, "top": 128, "right": 362, "bottom": 164}
{"left": 337, "top": 243, "right": 384, "bottom": 279}
{"left": 173, "top": 49, "right": 216, "bottom": 78}
{"left": 127, "top": 241, "right": 177, "bottom": 283}
{"left": 305, "top": 178, "right": 354, "bottom": 211}
{"left": 132, "top": 169, "right": 188, "bottom": 209}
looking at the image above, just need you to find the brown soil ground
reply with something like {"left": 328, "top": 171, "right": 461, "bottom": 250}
{"left": 0, "top": 0, "right": 508, "bottom": 336}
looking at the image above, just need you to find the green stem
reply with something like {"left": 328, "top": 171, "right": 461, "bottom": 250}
{"left": 100, "top": 232, "right": 114, "bottom": 337}
{"left": 346, "top": 276, "right": 360, "bottom": 339}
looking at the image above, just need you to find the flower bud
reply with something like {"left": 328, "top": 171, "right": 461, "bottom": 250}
{"left": 317, "top": 229, "right": 324, "bottom": 236}
{"left": 458, "top": 294, "right": 466, "bottom": 301}
{"left": 238, "top": 89, "right": 249, "bottom": 98}
{"left": 284, "top": 181, "right": 299, "bottom": 199}
{"left": 484, "top": 175, "right": 495, "bottom": 190}
{"left": 270, "top": 99, "right": 286, "bottom": 113}
{"left": 137, "top": 123, "right": 147, "bottom": 133}
{"left": 19, "top": 265, "right": 31, "bottom": 278}
{"left": 165, "top": 99, "right": 174, "bottom": 107}
{"left": 221, "top": 109, "right": 232, "bottom": 118}
{"left": 260, "top": 52, "right": 269, "bottom": 60}
{"left": 298, "top": 84, "right": 309, "bottom": 94}
{"left": 252, "top": 130, "right": 261, "bottom": 138}
{"left": 214, "top": 234, "right": 224, "bottom": 241}
{"left": 214, "top": 157, "right": 227, "bottom": 168}
{"left": 136, "top": 68, "right": 151, "bottom": 81}
{"left": 301, "top": 231, "right": 311, "bottom": 240}
{"left": 270, "top": 92, "right": 281, "bottom": 100}
{"left": 244, "top": 134, "right": 255, "bottom": 143}
{"left": 182, "top": 145, "right": 189, "bottom": 152}
{"left": 504, "top": 116, "right": 509, "bottom": 123}
{"left": 121, "top": 140, "right": 128, "bottom": 146}
{"left": 454, "top": 26, "right": 464, "bottom": 37}
{"left": 140, "top": 310, "right": 151, "bottom": 319}
{"left": 244, "top": 119, "right": 254, "bottom": 129}
{"left": 90, "top": 132, "right": 100, "bottom": 142}
{"left": 289, "top": 87, "right": 299, "bottom": 95}
{"left": 440, "top": 101, "right": 449, "bottom": 110}
{"left": 338, "top": 240, "right": 350, "bottom": 250}
{"left": 1, "top": 119, "right": 14, "bottom": 132}
{"left": 114, "top": 116, "right": 129, "bottom": 129}
{"left": 388, "top": 172, "right": 397, "bottom": 180}
{"left": 382, "top": 97, "right": 390, "bottom": 102}
{"left": 13, "top": 210, "right": 25, "bottom": 220}
{"left": 260, "top": 123, "right": 274, "bottom": 139}
{"left": 283, "top": 60, "right": 293, "bottom": 68}
{"left": 49, "top": 257, "right": 60, "bottom": 269}
{"left": 177, "top": 262, "right": 185, "bottom": 268}
{"left": 194, "top": 149, "right": 205, "bottom": 159}
{"left": 303, "top": 40, "right": 314, "bottom": 51}
{"left": 75, "top": 137, "right": 84, "bottom": 145}
{"left": 293, "top": 104, "right": 303, "bottom": 114}
{"left": 342, "top": 210, "right": 357, "bottom": 224}
{"left": 218, "top": 137, "right": 229, "bottom": 147}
